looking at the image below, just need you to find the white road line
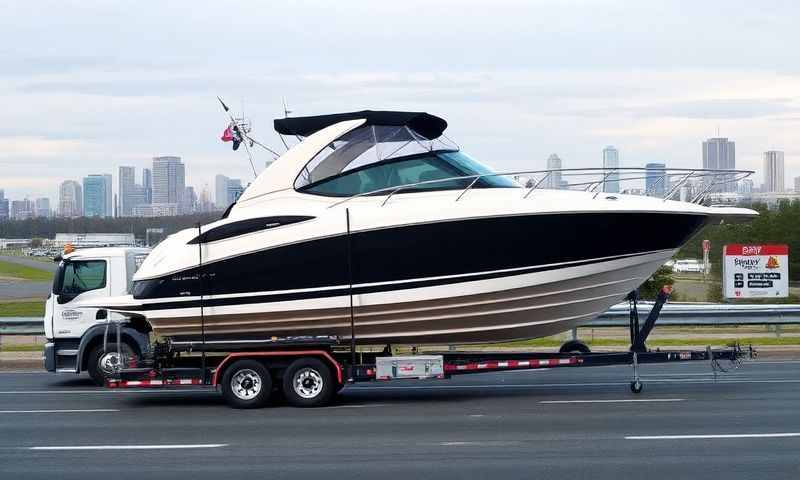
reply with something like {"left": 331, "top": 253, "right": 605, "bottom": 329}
{"left": 28, "top": 444, "right": 228, "bottom": 451}
{"left": 626, "top": 433, "right": 800, "bottom": 440}
{"left": 540, "top": 398, "right": 684, "bottom": 404}
{"left": 325, "top": 403, "right": 394, "bottom": 409}
{"left": 0, "top": 409, "right": 119, "bottom": 414}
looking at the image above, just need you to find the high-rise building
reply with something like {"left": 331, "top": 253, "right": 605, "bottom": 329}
{"left": 10, "top": 199, "right": 34, "bottom": 220}
{"left": 83, "top": 174, "right": 111, "bottom": 217}
{"left": 794, "top": 176, "right": 800, "bottom": 193}
{"left": 645, "top": 163, "right": 667, "bottom": 197}
{"left": 0, "top": 189, "right": 8, "bottom": 220}
{"left": 702, "top": 137, "right": 736, "bottom": 192}
{"left": 183, "top": 186, "right": 198, "bottom": 214}
{"left": 215, "top": 174, "right": 230, "bottom": 209}
{"left": 59, "top": 180, "right": 83, "bottom": 217}
{"left": 152, "top": 156, "right": 185, "bottom": 208}
{"left": 762, "top": 151, "right": 785, "bottom": 193}
{"left": 546, "top": 154, "right": 562, "bottom": 189}
{"left": 602, "top": 146, "right": 620, "bottom": 193}
{"left": 119, "top": 166, "right": 136, "bottom": 216}
{"left": 119, "top": 166, "right": 149, "bottom": 217}
{"left": 103, "top": 174, "right": 113, "bottom": 217}
{"left": 227, "top": 179, "right": 244, "bottom": 205}
{"left": 738, "top": 179, "right": 754, "bottom": 195}
{"left": 143, "top": 168, "right": 152, "bottom": 204}
{"left": 34, "top": 198, "right": 50, "bottom": 218}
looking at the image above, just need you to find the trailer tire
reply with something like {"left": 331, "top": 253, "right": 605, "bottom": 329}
{"left": 282, "top": 357, "right": 335, "bottom": 407}
{"left": 87, "top": 342, "right": 136, "bottom": 386}
{"left": 221, "top": 360, "right": 273, "bottom": 409}
{"left": 559, "top": 340, "right": 591, "bottom": 354}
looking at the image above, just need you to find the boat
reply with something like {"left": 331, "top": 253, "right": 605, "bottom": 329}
{"left": 98, "top": 110, "right": 757, "bottom": 345}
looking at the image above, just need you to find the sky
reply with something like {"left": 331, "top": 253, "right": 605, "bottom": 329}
{"left": 1, "top": 0, "right": 799, "bottom": 202}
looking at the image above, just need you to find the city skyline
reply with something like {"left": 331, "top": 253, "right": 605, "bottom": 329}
{"left": 2, "top": 2, "right": 800, "bottom": 202}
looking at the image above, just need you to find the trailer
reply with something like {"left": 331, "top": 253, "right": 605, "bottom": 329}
{"left": 105, "top": 288, "right": 754, "bottom": 408}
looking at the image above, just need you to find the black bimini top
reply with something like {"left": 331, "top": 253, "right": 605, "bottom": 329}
{"left": 273, "top": 110, "right": 447, "bottom": 139}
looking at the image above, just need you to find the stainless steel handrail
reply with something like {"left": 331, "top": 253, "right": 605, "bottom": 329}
{"left": 327, "top": 167, "right": 755, "bottom": 208}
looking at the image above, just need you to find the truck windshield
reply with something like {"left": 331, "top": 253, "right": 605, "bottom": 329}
{"left": 53, "top": 260, "right": 107, "bottom": 296}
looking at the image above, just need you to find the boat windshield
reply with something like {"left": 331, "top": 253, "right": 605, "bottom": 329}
{"left": 296, "top": 125, "right": 518, "bottom": 197}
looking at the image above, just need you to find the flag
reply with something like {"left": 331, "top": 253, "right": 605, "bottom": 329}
{"left": 221, "top": 126, "right": 234, "bottom": 142}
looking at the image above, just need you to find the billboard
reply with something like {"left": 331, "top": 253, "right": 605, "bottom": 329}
{"left": 723, "top": 244, "right": 789, "bottom": 299}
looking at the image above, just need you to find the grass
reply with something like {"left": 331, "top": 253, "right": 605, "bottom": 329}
{"left": 0, "top": 344, "right": 44, "bottom": 352}
{"left": 0, "top": 260, "right": 53, "bottom": 282}
{"left": 0, "top": 300, "right": 45, "bottom": 317}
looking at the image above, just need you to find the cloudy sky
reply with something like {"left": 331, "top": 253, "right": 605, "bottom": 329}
{"left": 1, "top": 0, "right": 799, "bottom": 202}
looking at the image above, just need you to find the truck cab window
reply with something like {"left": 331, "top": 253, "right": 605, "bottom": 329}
{"left": 54, "top": 260, "right": 107, "bottom": 297}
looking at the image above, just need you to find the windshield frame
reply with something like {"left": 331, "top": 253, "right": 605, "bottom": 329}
{"left": 53, "top": 259, "right": 108, "bottom": 299}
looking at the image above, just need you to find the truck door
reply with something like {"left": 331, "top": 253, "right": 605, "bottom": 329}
{"left": 51, "top": 259, "right": 109, "bottom": 338}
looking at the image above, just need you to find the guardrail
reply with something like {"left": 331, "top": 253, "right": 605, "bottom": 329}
{"left": 0, "top": 303, "right": 799, "bottom": 337}
{"left": 0, "top": 318, "right": 45, "bottom": 335}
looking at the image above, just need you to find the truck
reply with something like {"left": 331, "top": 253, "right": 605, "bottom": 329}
{"left": 43, "top": 247, "right": 151, "bottom": 385}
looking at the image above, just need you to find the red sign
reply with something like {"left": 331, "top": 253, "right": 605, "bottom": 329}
{"left": 724, "top": 244, "right": 789, "bottom": 256}
{"left": 702, "top": 239, "right": 710, "bottom": 253}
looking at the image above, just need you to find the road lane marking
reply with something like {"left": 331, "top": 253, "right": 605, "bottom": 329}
{"left": 540, "top": 398, "right": 684, "bottom": 404}
{"left": 626, "top": 433, "right": 800, "bottom": 440}
{"left": 28, "top": 444, "right": 227, "bottom": 451}
{"left": 324, "top": 403, "right": 394, "bottom": 409}
{"left": 0, "top": 409, "right": 119, "bottom": 414}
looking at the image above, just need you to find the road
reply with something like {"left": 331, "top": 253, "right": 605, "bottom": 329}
{"left": 0, "top": 361, "right": 799, "bottom": 479}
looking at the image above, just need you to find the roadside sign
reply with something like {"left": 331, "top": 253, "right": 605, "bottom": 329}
{"left": 702, "top": 239, "right": 711, "bottom": 275}
{"left": 723, "top": 244, "right": 789, "bottom": 298}
{"left": 702, "top": 240, "right": 710, "bottom": 252}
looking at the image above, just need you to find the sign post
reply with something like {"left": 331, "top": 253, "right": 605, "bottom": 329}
{"left": 702, "top": 239, "right": 711, "bottom": 278}
{"left": 723, "top": 244, "right": 789, "bottom": 299}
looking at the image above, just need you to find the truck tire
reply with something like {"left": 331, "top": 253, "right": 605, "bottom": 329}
{"left": 221, "top": 359, "right": 273, "bottom": 409}
{"left": 87, "top": 342, "right": 136, "bottom": 386}
{"left": 282, "top": 357, "right": 335, "bottom": 408}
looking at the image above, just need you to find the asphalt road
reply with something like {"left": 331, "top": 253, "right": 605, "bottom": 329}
{"left": 1, "top": 361, "right": 799, "bottom": 479}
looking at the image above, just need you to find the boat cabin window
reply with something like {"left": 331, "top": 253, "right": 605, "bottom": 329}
{"left": 295, "top": 125, "right": 517, "bottom": 197}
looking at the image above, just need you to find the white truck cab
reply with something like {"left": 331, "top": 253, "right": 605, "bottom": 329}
{"left": 43, "top": 247, "right": 152, "bottom": 385}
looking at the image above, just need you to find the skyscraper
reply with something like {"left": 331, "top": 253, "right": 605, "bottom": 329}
{"left": 702, "top": 137, "right": 736, "bottom": 192}
{"left": 0, "top": 190, "right": 8, "bottom": 220}
{"left": 215, "top": 174, "right": 230, "bottom": 209}
{"left": 103, "top": 174, "right": 113, "bottom": 217}
{"left": 794, "top": 176, "right": 800, "bottom": 193}
{"left": 546, "top": 154, "right": 562, "bottom": 189}
{"left": 83, "top": 174, "right": 110, "bottom": 217}
{"left": 152, "top": 156, "right": 185, "bottom": 208}
{"left": 763, "top": 151, "right": 785, "bottom": 193}
{"left": 227, "top": 179, "right": 244, "bottom": 205}
{"left": 143, "top": 168, "right": 152, "bottom": 204}
{"left": 59, "top": 180, "right": 83, "bottom": 217}
{"left": 34, "top": 198, "right": 50, "bottom": 218}
{"left": 645, "top": 163, "right": 667, "bottom": 197}
{"left": 119, "top": 166, "right": 137, "bottom": 216}
{"left": 602, "top": 146, "right": 620, "bottom": 193}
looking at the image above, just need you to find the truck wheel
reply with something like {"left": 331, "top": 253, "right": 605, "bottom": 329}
{"left": 87, "top": 343, "right": 136, "bottom": 386}
{"left": 221, "top": 360, "right": 272, "bottom": 409}
{"left": 282, "top": 357, "right": 335, "bottom": 408}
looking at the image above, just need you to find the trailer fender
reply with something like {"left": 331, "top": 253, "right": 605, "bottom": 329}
{"left": 77, "top": 324, "right": 150, "bottom": 373}
{"left": 212, "top": 350, "right": 343, "bottom": 387}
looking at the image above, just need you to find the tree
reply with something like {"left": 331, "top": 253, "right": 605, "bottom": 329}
{"left": 638, "top": 265, "right": 674, "bottom": 300}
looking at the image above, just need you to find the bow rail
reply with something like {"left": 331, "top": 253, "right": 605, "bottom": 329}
{"left": 328, "top": 167, "right": 754, "bottom": 209}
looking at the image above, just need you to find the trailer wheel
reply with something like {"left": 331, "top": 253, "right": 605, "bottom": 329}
{"left": 559, "top": 340, "right": 591, "bottom": 354}
{"left": 630, "top": 380, "right": 643, "bottom": 394}
{"left": 87, "top": 342, "right": 136, "bottom": 386}
{"left": 221, "top": 360, "right": 273, "bottom": 409}
{"left": 282, "top": 357, "right": 335, "bottom": 407}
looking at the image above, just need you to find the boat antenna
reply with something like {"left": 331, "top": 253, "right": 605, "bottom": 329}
{"left": 276, "top": 97, "right": 291, "bottom": 151}
{"left": 217, "top": 96, "right": 282, "bottom": 177}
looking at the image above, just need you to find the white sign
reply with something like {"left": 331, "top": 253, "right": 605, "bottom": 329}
{"left": 723, "top": 244, "right": 789, "bottom": 298}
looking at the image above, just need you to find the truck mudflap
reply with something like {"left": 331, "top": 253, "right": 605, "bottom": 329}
{"left": 43, "top": 342, "right": 56, "bottom": 372}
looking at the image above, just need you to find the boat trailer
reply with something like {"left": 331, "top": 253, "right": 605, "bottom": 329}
{"left": 104, "top": 287, "right": 754, "bottom": 406}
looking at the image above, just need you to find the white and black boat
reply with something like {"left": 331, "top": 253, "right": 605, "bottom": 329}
{"left": 99, "top": 110, "right": 756, "bottom": 345}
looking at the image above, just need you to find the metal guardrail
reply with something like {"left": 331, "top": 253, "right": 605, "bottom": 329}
{"left": 590, "top": 303, "right": 800, "bottom": 327}
{"left": 0, "top": 303, "right": 798, "bottom": 336}
{"left": 0, "top": 317, "right": 45, "bottom": 335}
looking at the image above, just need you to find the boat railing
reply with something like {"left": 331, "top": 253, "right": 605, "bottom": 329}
{"left": 328, "top": 167, "right": 754, "bottom": 208}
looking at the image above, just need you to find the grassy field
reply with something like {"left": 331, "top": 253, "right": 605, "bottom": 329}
{"left": 0, "top": 260, "right": 53, "bottom": 282}
{"left": 0, "top": 299, "right": 45, "bottom": 317}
